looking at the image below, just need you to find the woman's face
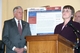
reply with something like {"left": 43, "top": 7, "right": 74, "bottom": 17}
{"left": 62, "top": 8, "right": 72, "bottom": 20}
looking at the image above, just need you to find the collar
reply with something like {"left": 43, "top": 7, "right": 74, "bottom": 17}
{"left": 14, "top": 18, "right": 22, "bottom": 27}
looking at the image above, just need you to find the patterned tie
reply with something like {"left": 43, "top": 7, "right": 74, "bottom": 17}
{"left": 18, "top": 21, "right": 22, "bottom": 35}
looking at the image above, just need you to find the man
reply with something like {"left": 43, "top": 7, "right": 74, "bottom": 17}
{"left": 74, "top": 10, "right": 80, "bottom": 53}
{"left": 74, "top": 10, "right": 80, "bottom": 23}
{"left": 2, "top": 6, "right": 31, "bottom": 53}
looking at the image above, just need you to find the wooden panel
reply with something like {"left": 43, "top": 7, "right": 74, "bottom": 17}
{"left": 27, "top": 41, "right": 57, "bottom": 53}
{"left": 67, "top": 46, "right": 74, "bottom": 53}
{"left": 26, "top": 34, "right": 74, "bottom": 48}
{"left": 26, "top": 34, "right": 59, "bottom": 41}
{"left": 58, "top": 42, "right": 74, "bottom": 53}
{"left": 27, "top": 42, "right": 29, "bottom": 53}
{"left": 26, "top": 34, "right": 74, "bottom": 53}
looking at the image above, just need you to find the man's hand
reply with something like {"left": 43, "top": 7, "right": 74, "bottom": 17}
{"left": 19, "top": 48, "right": 24, "bottom": 53}
{"left": 14, "top": 48, "right": 20, "bottom": 53}
{"left": 14, "top": 48, "right": 26, "bottom": 53}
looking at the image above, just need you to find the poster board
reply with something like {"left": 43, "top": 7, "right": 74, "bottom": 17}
{"left": 26, "top": 6, "right": 63, "bottom": 35}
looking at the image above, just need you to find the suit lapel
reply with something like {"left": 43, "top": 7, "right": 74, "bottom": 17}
{"left": 22, "top": 20, "right": 26, "bottom": 33}
{"left": 11, "top": 19, "right": 27, "bottom": 35}
{"left": 11, "top": 18, "right": 19, "bottom": 34}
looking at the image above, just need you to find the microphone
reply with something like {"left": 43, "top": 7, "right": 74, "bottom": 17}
{"left": 67, "top": 19, "right": 80, "bottom": 49}
{"left": 68, "top": 23, "right": 80, "bottom": 49}
{"left": 68, "top": 23, "right": 80, "bottom": 35}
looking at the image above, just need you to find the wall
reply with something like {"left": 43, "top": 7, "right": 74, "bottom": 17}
{"left": 17, "top": 0, "right": 80, "bottom": 10}
{"left": 1, "top": 0, "right": 80, "bottom": 39}
{"left": 0, "top": 0, "right": 2, "bottom": 40}
{"left": 2, "top": 0, "right": 80, "bottom": 21}
{"left": 1, "top": 0, "right": 17, "bottom": 40}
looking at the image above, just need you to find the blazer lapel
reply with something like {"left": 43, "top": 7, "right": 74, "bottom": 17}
{"left": 11, "top": 19, "right": 27, "bottom": 34}
{"left": 11, "top": 18, "right": 19, "bottom": 34}
{"left": 22, "top": 20, "right": 26, "bottom": 33}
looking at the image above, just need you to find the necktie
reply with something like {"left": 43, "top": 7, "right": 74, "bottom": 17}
{"left": 18, "top": 21, "right": 22, "bottom": 35}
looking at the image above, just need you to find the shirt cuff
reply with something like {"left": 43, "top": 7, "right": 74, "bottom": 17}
{"left": 24, "top": 46, "right": 27, "bottom": 50}
{"left": 12, "top": 46, "right": 16, "bottom": 51}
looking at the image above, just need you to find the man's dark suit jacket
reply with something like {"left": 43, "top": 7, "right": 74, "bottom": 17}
{"left": 54, "top": 21, "right": 80, "bottom": 53}
{"left": 2, "top": 18, "right": 31, "bottom": 53}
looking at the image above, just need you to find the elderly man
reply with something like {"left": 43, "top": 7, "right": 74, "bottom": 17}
{"left": 2, "top": 6, "right": 31, "bottom": 53}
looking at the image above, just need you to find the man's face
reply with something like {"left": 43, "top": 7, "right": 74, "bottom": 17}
{"left": 74, "top": 12, "right": 80, "bottom": 23}
{"left": 14, "top": 8, "right": 23, "bottom": 20}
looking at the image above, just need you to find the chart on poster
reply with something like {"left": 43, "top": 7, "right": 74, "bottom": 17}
{"left": 27, "top": 6, "right": 63, "bottom": 35}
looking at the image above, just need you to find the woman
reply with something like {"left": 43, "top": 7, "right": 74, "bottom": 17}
{"left": 54, "top": 5, "right": 80, "bottom": 53}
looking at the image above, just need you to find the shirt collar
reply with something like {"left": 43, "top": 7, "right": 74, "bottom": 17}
{"left": 14, "top": 18, "right": 21, "bottom": 23}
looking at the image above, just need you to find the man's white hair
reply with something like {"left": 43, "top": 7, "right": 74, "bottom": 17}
{"left": 13, "top": 6, "right": 23, "bottom": 13}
